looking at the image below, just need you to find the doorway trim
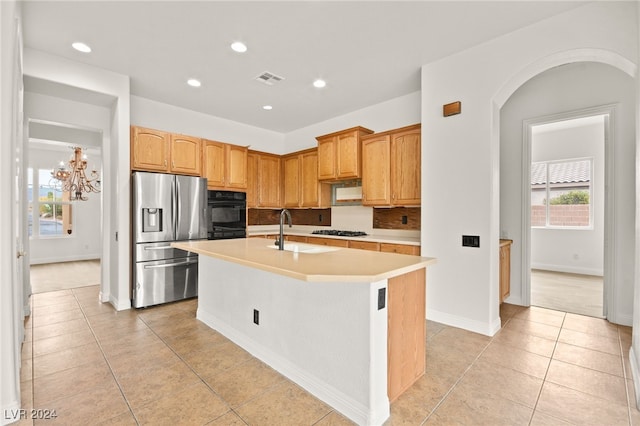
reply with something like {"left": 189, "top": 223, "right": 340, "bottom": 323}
{"left": 521, "top": 104, "right": 616, "bottom": 319}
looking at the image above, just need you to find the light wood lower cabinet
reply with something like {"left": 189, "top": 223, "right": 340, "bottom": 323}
{"left": 306, "top": 236, "right": 350, "bottom": 248}
{"left": 387, "top": 268, "right": 426, "bottom": 401}
{"left": 500, "top": 239, "right": 512, "bottom": 303}
{"left": 380, "top": 243, "right": 420, "bottom": 256}
{"left": 348, "top": 240, "right": 380, "bottom": 251}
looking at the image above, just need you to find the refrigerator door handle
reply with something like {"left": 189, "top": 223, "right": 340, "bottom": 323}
{"left": 143, "top": 259, "right": 197, "bottom": 269}
{"left": 175, "top": 178, "right": 181, "bottom": 236}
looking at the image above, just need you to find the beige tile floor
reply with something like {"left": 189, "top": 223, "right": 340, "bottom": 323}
{"left": 17, "top": 286, "right": 639, "bottom": 425}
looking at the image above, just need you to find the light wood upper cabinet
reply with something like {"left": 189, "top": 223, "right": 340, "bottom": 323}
{"left": 362, "top": 124, "right": 421, "bottom": 207}
{"left": 247, "top": 150, "right": 281, "bottom": 208}
{"left": 246, "top": 152, "right": 258, "bottom": 207}
{"left": 283, "top": 148, "right": 331, "bottom": 208}
{"left": 282, "top": 154, "right": 301, "bottom": 207}
{"left": 300, "top": 150, "right": 330, "bottom": 208}
{"left": 391, "top": 128, "right": 421, "bottom": 205}
{"left": 362, "top": 134, "right": 391, "bottom": 205}
{"left": 226, "top": 144, "right": 248, "bottom": 188}
{"left": 316, "top": 126, "right": 374, "bottom": 181}
{"left": 131, "top": 126, "right": 170, "bottom": 172}
{"left": 203, "top": 140, "right": 248, "bottom": 190}
{"left": 131, "top": 126, "right": 201, "bottom": 175}
{"left": 170, "top": 134, "right": 202, "bottom": 175}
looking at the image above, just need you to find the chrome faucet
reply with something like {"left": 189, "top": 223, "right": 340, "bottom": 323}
{"left": 277, "top": 209, "right": 292, "bottom": 250}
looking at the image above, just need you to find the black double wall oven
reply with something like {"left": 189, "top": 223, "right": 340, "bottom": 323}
{"left": 207, "top": 190, "right": 247, "bottom": 239}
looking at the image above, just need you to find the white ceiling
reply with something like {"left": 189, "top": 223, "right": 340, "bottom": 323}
{"left": 21, "top": 1, "right": 586, "bottom": 133}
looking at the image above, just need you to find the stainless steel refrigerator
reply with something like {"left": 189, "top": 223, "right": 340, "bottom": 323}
{"left": 132, "top": 171, "right": 208, "bottom": 308}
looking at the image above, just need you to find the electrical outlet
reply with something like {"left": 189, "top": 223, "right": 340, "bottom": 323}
{"left": 253, "top": 309, "right": 259, "bottom": 325}
{"left": 401, "top": 215, "right": 408, "bottom": 224}
{"left": 318, "top": 214, "right": 323, "bottom": 222}
{"left": 378, "top": 288, "right": 386, "bottom": 310}
{"left": 462, "top": 235, "right": 480, "bottom": 248}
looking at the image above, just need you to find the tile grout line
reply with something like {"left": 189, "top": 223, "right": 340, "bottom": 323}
{"left": 527, "top": 311, "right": 566, "bottom": 426}
{"left": 72, "top": 288, "right": 141, "bottom": 426}
{"left": 136, "top": 310, "right": 254, "bottom": 425}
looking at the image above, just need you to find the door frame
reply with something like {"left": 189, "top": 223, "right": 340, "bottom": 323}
{"left": 520, "top": 104, "right": 615, "bottom": 318}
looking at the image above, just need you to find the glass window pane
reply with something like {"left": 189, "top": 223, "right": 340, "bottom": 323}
{"left": 39, "top": 169, "right": 63, "bottom": 201}
{"left": 530, "top": 163, "right": 546, "bottom": 227}
{"left": 39, "top": 203, "right": 62, "bottom": 236}
{"left": 27, "top": 167, "right": 33, "bottom": 202}
{"left": 548, "top": 161, "right": 591, "bottom": 227}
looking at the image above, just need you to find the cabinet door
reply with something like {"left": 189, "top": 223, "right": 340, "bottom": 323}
{"left": 317, "top": 137, "right": 336, "bottom": 180}
{"left": 348, "top": 240, "right": 380, "bottom": 251}
{"left": 300, "top": 150, "right": 331, "bottom": 208}
{"left": 500, "top": 242, "right": 511, "bottom": 303}
{"left": 131, "top": 126, "right": 170, "bottom": 172}
{"left": 203, "top": 140, "right": 226, "bottom": 188}
{"left": 226, "top": 145, "right": 248, "bottom": 189}
{"left": 246, "top": 152, "right": 258, "bottom": 208}
{"left": 362, "top": 135, "right": 391, "bottom": 206}
{"left": 380, "top": 243, "right": 420, "bottom": 256}
{"left": 283, "top": 154, "right": 300, "bottom": 207}
{"left": 391, "top": 128, "right": 421, "bottom": 205}
{"left": 336, "top": 131, "right": 361, "bottom": 179}
{"left": 307, "top": 237, "right": 349, "bottom": 247}
{"left": 258, "top": 154, "right": 281, "bottom": 207}
{"left": 170, "top": 134, "right": 201, "bottom": 175}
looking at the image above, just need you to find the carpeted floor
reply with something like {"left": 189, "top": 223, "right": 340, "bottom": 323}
{"left": 531, "top": 269, "right": 603, "bottom": 318}
{"left": 30, "top": 259, "right": 101, "bottom": 293}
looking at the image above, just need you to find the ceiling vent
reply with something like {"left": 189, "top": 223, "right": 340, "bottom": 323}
{"left": 255, "top": 71, "right": 285, "bottom": 86}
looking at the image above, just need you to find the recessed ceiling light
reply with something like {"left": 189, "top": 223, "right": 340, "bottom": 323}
{"left": 187, "top": 79, "right": 202, "bottom": 87}
{"left": 231, "top": 41, "right": 248, "bottom": 53}
{"left": 262, "top": 105, "right": 273, "bottom": 110}
{"left": 313, "top": 79, "right": 326, "bottom": 88}
{"left": 72, "top": 42, "right": 91, "bottom": 53}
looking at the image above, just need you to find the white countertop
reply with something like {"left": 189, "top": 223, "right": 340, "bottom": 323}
{"left": 248, "top": 227, "right": 421, "bottom": 246}
{"left": 173, "top": 238, "right": 435, "bottom": 283}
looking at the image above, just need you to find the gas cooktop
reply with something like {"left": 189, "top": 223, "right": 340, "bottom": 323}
{"left": 311, "top": 230, "right": 368, "bottom": 237}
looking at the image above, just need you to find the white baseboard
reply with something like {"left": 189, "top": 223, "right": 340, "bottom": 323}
{"left": 197, "top": 308, "right": 389, "bottom": 426}
{"left": 108, "top": 292, "right": 131, "bottom": 311}
{"left": 426, "top": 308, "right": 501, "bottom": 337}
{"left": 531, "top": 263, "right": 603, "bottom": 276}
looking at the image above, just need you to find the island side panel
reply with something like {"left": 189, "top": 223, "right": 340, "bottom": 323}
{"left": 387, "top": 268, "right": 426, "bottom": 402}
{"left": 196, "top": 255, "right": 390, "bottom": 426}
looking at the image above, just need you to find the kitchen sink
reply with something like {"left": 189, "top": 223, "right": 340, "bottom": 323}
{"left": 266, "top": 243, "right": 340, "bottom": 254}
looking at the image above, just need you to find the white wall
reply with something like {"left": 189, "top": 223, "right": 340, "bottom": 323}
{"left": 284, "top": 91, "right": 421, "bottom": 153}
{"left": 422, "top": 1, "right": 637, "bottom": 335}
{"left": 131, "top": 96, "right": 284, "bottom": 153}
{"left": 500, "top": 62, "right": 634, "bottom": 308}
{"left": 530, "top": 119, "right": 605, "bottom": 276}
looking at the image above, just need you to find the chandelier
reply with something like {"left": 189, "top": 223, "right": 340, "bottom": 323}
{"left": 51, "top": 146, "right": 101, "bottom": 201}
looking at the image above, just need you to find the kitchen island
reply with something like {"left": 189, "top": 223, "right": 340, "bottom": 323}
{"left": 172, "top": 238, "right": 436, "bottom": 425}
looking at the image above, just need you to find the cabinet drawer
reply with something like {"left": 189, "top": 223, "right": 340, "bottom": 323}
{"left": 348, "top": 240, "right": 380, "bottom": 251}
{"left": 307, "top": 237, "right": 350, "bottom": 247}
{"left": 380, "top": 243, "right": 420, "bottom": 256}
{"left": 286, "top": 235, "right": 308, "bottom": 243}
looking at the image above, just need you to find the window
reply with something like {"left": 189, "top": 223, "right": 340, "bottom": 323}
{"left": 28, "top": 168, "right": 73, "bottom": 237}
{"left": 531, "top": 158, "right": 592, "bottom": 228}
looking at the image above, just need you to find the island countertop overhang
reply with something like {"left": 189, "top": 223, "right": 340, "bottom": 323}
{"left": 172, "top": 238, "right": 436, "bottom": 283}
